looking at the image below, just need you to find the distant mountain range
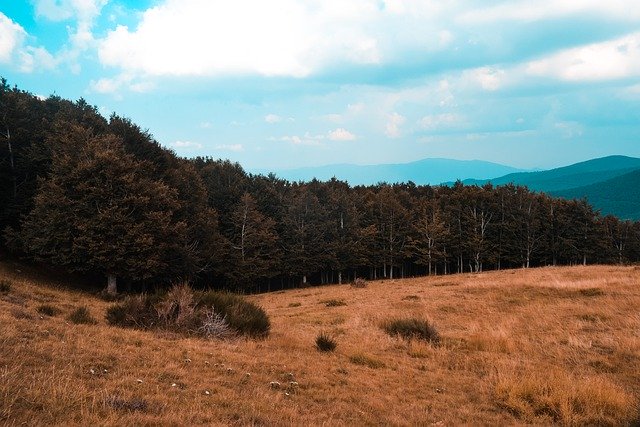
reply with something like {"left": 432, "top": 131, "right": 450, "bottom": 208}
{"left": 257, "top": 158, "right": 524, "bottom": 186}
{"left": 258, "top": 155, "right": 640, "bottom": 220}
{"left": 463, "top": 155, "right": 640, "bottom": 220}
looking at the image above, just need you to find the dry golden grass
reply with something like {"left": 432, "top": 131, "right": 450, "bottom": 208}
{"left": 1, "top": 262, "right": 639, "bottom": 425}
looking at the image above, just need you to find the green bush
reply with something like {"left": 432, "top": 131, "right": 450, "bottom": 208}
{"left": 67, "top": 306, "right": 97, "bottom": 325}
{"left": 0, "top": 279, "right": 11, "bottom": 293}
{"left": 197, "top": 291, "right": 270, "bottom": 337}
{"left": 316, "top": 331, "right": 337, "bottom": 352}
{"left": 106, "top": 286, "right": 270, "bottom": 338}
{"left": 382, "top": 317, "right": 439, "bottom": 343}
{"left": 105, "top": 293, "right": 161, "bottom": 329}
{"left": 37, "top": 304, "right": 60, "bottom": 317}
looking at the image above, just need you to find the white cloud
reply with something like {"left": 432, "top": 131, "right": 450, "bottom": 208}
{"left": 0, "top": 13, "right": 55, "bottom": 72}
{"left": 96, "top": 0, "right": 460, "bottom": 78}
{"left": 172, "top": 140, "right": 203, "bottom": 149}
{"left": 418, "top": 113, "right": 463, "bottom": 130}
{"left": 461, "top": 0, "right": 640, "bottom": 23}
{"left": 328, "top": 128, "right": 357, "bottom": 141}
{"left": 89, "top": 74, "right": 155, "bottom": 95}
{"left": 265, "top": 114, "right": 282, "bottom": 124}
{"left": 526, "top": 32, "right": 640, "bottom": 81}
{"left": 0, "top": 14, "right": 25, "bottom": 63}
{"left": 385, "top": 112, "right": 406, "bottom": 138}
{"left": 33, "top": 0, "right": 108, "bottom": 73}
{"left": 469, "top": 67, "right": 505, "bottom": 91}
{"left": 275, "top": 133, "right": 324, "bottom": 146}
{"left": 215, "top": 144, "right": 244, "bottom": 152}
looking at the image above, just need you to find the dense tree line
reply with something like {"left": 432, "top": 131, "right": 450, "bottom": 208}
{"left": 2, "top": 79, "right": 640, "bottom": 293}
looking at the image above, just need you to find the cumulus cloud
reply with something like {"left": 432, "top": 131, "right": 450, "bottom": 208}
{"left": 0, "top": 13, "right": 55, "bottom": 72}
{"left": 0, "top": 14, "right": 25, "bottom": 63}
{"left": 385, "top": 112, "right": 406, "bottom": 138}
{"left": 526, "top": 32, "right": 640, "bottom": 81}
{"left": 96, "top": 0, "right": 461, "bottom": 78}
{"left": 328, "top": 128, "right": 357, "bottom": 141}
{"left": 33, "top": 0, "right": 108, "bottom": 72}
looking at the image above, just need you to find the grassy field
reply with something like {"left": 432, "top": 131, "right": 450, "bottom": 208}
{"left": 1, "top": 262, "right": 639, "bottom": 426}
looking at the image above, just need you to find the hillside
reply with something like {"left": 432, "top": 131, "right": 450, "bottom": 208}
{"left": 552, "top": 169, "right": 640, "bottom": 220}
{"left": 463, "top": 155, "right": 640, "bottom": 192}
{"left": 1, "top": 262, "right": 638, "bottom": 425}
{"left": 258, "top": 158, "right": 523, "bottom": 186}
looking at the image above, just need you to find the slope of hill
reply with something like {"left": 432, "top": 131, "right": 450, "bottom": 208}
{"left": 463, "top": 155, "right": 640, "bottom": 191}
{"left": 552, "top": 168, "right": 640, "bottom": 220}
{"left": 258, "top": 158, "right": 523, "bottom": 185}
{"left": 1, "top": 262, "right": 638, "bottom": 425}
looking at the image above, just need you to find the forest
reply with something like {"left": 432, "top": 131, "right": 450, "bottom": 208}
{"left": 2, "top": 78, "right": 640, "bottom": 293}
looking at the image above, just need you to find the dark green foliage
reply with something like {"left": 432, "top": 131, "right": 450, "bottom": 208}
{"left": 316, "top": 332, "right": 337, "bottom": 352}
{"left": 67, "top": 306, "right": 97, "bottom": 324}
{"left": 36, "top": 304, "right": 60, "bottom": 316}
{"left": 0, "top": 279, "right": 10, "bottom": 293}
{"left": 3, "top": 79, "right": 640, "bottom": 292}
{"left": 383, "top": 318, "right": 440, "bottom": 343}
{"left": 198, "top": 291, "right": 270, "bottom": 337}
{"left": 107, "top": 285, "right": 270, "bottom": 338}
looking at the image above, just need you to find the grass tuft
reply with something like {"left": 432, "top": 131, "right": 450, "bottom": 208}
{"left": 382, "top": 317, "right": 440, "bottom": 343}
{"left": 349, "top": 353, "right": 385, "bottom": 369}
{"left": 0, "top": 279, "right": 11, "bottom": 293}
{"left": 494, "top": 371, "right": 636, "bottom": 425}
{"left": 315, "top": 331, "right": 337, "bottom": 352}
{"left": 321, "top": 298, "right": 347, "bottom": 307}
{"left": 67, "top": 306, "right": 97, "bottom": 324}
{"left": 36, "top": 304, "right": 60, "bottom": 317}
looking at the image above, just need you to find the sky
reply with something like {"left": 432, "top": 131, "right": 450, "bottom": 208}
{"left": 1, "top": 1, "right": 640, "bottom": 171}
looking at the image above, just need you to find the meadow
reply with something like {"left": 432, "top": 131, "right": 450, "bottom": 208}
{"left": 1, "top": 262, "right": 639, "bottom": 425}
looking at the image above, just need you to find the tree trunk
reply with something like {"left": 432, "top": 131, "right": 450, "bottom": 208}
{"left": 338, "top": 271, "right": 342, "bottom": 285}
{"left": 106, "top": 274, "right": 117, "bottom": 295}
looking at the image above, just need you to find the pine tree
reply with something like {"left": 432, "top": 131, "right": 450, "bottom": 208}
{"left": 19, "top": 124, "right": 184, "bottom": 294}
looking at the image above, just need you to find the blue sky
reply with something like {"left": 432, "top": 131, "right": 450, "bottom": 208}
{"left": 1, "top": 0, "right": 640, "bottom": 171}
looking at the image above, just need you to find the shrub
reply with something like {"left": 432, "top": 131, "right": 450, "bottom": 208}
{"left": 106, "top": 293, "right": 160, "bottom": 329}
{"left": 316, "top": 332, "right": 337, "bottom": 352}
{"left": 383, "top": 317, "right": 440, "bottom": 343}
{"left": 37, "top": 304, "right": 60, "bottom": 317}
{"left": 198, "top": 309, "right": 233, "bottom": 339}
{"left": 156, "top": 284, "right": 199, "bottom": 331}
{"left": 198, "top": 291, "right": 270, "bottom": 337}
{"left": 321, "top": 299, "right": 347, "bottom": 307}
{"left": 0, "top": 279, "right": 11, "bottom": 293}
{"left": 67, "top": 306, "right": 97, "bottom": 325}
{"left": 107, "top": 286, "right": 270, "bottom": 338}
{"left": 351, "top": 278, "right": 367, "bottom": 288}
